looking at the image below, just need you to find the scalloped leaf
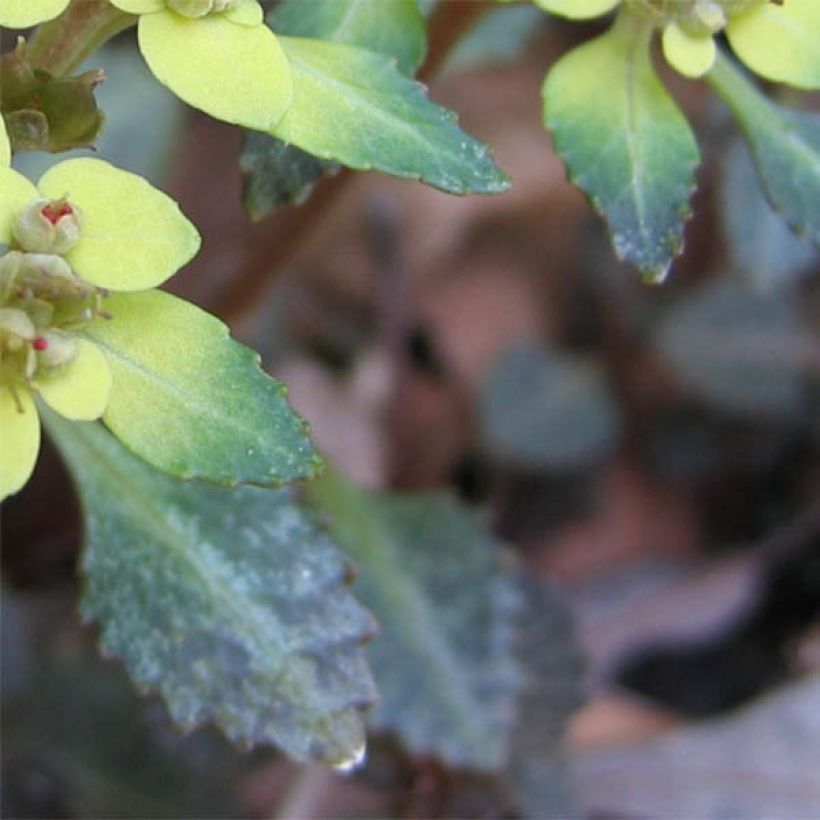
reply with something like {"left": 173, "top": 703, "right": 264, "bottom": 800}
{"left": 307, "top": 469, "right": 523, "bottom": 771}
{"left": 542, "top": 13, "right": 699, "bottom": 281}
{"left": 81, "top": 290, "right": 321, "bottom": 486}
{"left": 45, "top": 414, "right": 377, "bottom": 767}
{"left": 270, "top": 37, "right": 510, "bottom": 196}
{"left": 708, "top": 51, "right": 820, "bottom": 249}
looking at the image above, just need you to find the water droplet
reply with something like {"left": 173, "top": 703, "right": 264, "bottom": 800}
{"left": 331, "top": 743, "right": 367, "bottom": 774}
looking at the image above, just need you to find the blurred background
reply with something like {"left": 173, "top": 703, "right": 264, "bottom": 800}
{"left": 2, "top": 7, "right": 820, "bottom": 817}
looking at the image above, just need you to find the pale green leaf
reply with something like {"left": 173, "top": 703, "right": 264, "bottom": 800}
{"left": 0, "top": 386, "right": 40, "bottom": 503}
{"left": 271, "top": 37, "right": 510, "bottom": 196}
{"left": 82, "top": 289, "right": 322, "bottom": 485}
{"left": 45, "top": 414, "right": 377, "bottom": 766}
{"left": 543, "top": 12, "right": 699, "bottom": 281}
{"left": 0, "top": 0, "right": 70, "bottom": 28}
{"left": 708, "top": 51, "right": 820, "bottom": 248}
{"left": 38, "top": 158, "right": 200, "bottom": 292}
{"left": 35, "top": 338, "right": 112, "bottom": 421}
{"left": 307, "top": 469, "right": 523, "bottom": 770}
{"left": 137, "top": 10, "right": 292, "bottom": 130}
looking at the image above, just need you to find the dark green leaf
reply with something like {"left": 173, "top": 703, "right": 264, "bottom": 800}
{"left": 271, "top": 37, "right": 510, "bottom": 196}
{"left": 307, "top": 469, "right": 523, "bottom": 771}
{"left": 479, "top": 343, "right": 620, "bottom": 470}
{"left": 708, "top": 51, "right": 820, "bottom": 249}
{"left": 542, "top": 13, "right": 699, "bottom": 281}
{"left": 507, "top": 577, "right": 586, "bottom": 818}
{"left": 242, "top": 0, "right": 427, "bottom": 218}
{"left": 719, "top": 139, "right": 818, "bottom": 291}
{"left": 654, "top": 280, "right": 812, "bottom": 421}
{"left": 82, "top": 290, "right": 321, "bottom": 486}
{"left": 45, "top": 415, "right": 377, "bottom": 766}
{"left": 240, "top": 132, "right": 336, "bottom": 219}
{"left": 3, "top": 629, "right": 243, "bottom": 819}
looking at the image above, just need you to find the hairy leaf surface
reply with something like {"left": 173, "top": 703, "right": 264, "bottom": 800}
{"left": 46, "top": 416, "right": 377, "bottom": 766}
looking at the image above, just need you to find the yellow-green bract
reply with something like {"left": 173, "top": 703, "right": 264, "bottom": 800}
{"left": 532, "top": 0, "right": 820, "bottom": 88}
{"left": 0, "top": 158, "right": 200, "bottom": 501}
{"left": 108, "top": 0, "right": 294, "bottom": 128}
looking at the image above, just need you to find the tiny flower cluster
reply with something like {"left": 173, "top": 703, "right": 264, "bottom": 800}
{"left": 533, "top": 0, "right": 820, "bottom": 87}
{"left": 0, "top": 157, "right": 199, "bottom": 500}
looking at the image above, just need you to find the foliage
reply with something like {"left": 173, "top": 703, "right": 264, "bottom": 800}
{"left": 1, "top": 0, "right": 819, "bottom": 812}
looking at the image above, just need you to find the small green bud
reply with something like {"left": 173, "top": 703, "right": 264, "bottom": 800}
{"left": 35, "top": 329, "right": 77, "bottom": 369}
{"left": 693, "top": 1, "right": 727, "bottom": 32}
{"left": 167, "top": 0, "right": 234, "bottom": 17}
{"left": 12, "top": 197, "right": 83, "bottom": 255}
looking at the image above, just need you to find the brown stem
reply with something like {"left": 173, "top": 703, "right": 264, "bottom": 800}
{"left": 27, "top": 0, "right": 135, "bottom": 76}
{"left": 217, "top": 0, "right": 493, "bottom": 324}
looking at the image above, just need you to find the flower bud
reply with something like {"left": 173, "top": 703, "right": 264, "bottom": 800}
{"left": 694, "top": 1, "right": 727, "bottom": 32}
{"left": 0, "top": 307, "right": 36, "bottom": 350}
{"left": 35, "top": 329, "right": 77, "bottom": 369}
{"left": 12, "top": 198, "right": 83, "bottom": 255}
{"left": 167, "top": 0, "right": 213, "bottom": 17}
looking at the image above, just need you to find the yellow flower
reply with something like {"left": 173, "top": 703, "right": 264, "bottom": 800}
{"left": 0, "top": 0, "right": 70, "bottom": 29}
{"left": 0, "top": 158, "right": 200, "bottom": 500}
{"left": 534, "top": 0, "right": 820, "bottom": 88}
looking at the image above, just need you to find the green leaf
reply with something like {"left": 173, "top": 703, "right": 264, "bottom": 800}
{"left": 708, "top": 51, "right": 820, "bottom": 248}
{"left": 240, "top": 131, "right": 336, "bottom": 218}
{"left": 270, "top": 37, "right": 510, "bottom": 196}
{"left": 240, "top": 0, "right": 427, "bottom": 218}
{"left": 270, "top": 0, "right": 426, "bottom": 76}
{"left": 719, "top": 139, "right": 818, "bottom": 291}
{"left": 654, "top": 280, "right": 812, "bottom": 421}
{"left": 44, "top": 414, "right": 377, "bottom": 766}
{"left": 542, "top": 12, "right": 699, "bottom": 282}
{"left": 307, "top": 469, "right": 523, "bottom": 771}
{"left": 479, "top": 343, "right": 620, "bottom": 471}
{"left": 82, "top": 289, "right": 321, "bottom": 485}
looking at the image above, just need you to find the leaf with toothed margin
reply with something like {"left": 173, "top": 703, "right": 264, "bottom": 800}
{"left": 80, "top": 289, "right": 322, "bottom": 486}
{"left": 707, "top": 51, "right": 820, "bottom": 250}
{"left": 542, "top": 13, "right": 699, "bottom": 282}
{"left": 306, "top": 469, "right": 524, "bottom": 771}
{"left": 44, "top": 413, "right": 378, "bottom": 767}
{"left": 241, "top": 0, "right": 426, "bottom": 217}
{"left": 269, "top": 37, "right": 510, "bottom": 196}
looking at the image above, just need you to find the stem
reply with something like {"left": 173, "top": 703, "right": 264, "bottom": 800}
{"left": 705, "top": 48, "right": 761, "bottom": 116}
{"left": 27, "top": 0, "right": 136, "bottom": 76}
{"left": 217, "top": 0, "right": 494, "bottom": 323}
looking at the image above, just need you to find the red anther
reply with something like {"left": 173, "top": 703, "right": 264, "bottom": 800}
{"left": 41, "top": 202, "right": 74, "bottom": 225}
{"left": 33, "top": 337, "right": 49, "bottom": 351}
